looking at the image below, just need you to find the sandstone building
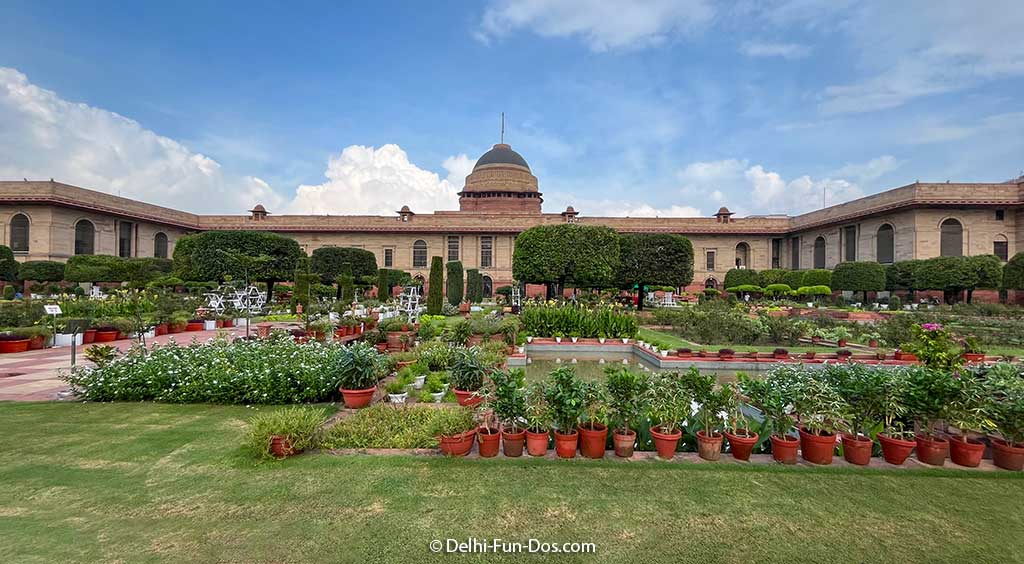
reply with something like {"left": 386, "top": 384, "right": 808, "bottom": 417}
{"left": 1, "top": 143, "right": 1021, "bottom": 296}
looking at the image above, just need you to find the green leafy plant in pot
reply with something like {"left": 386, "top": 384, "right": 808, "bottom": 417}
{"left": 335, "top": 342, "right": 387, "bottom": 408}
{"left": 428, "top": 407, "right": 477, "bottom": 457}
{"left": 826, "top": 364, "right": 884, "bottom": 466}
{"left": 904, "top": 366, "right": 960, "bottom": 465}
{"left": 605, "top": 366, "right": 648, "bottom": 458}
{"left": 723, "top": 384, "right": 758, "bottom": 461}
{"left": 876, "top": 367, "right": 917, "bottom": 465}
{"left": 682, "top": 367, "right": 732, "bottom": 461}
{"left": 945, "top": 372, "right": 996, "bottom": 467}
{"left": 791, "top": 373, "right": 849, "bottom": 465}
{"left": 244, "top": 406, "right": 327, "bottom": 460}
{"left": 450, "top": 346, "right": 487, "bottom": 407}
{"left": 577, "top": 381, "right": 609, "bottom": 459}
{"left": 524, "top": 381, "right": 551, "bottom": 456}
{"left": 488, "top": 368, "right": 528, "bottom": 457}
{"left": 544, "top": 366, "right": 588, "bottom": 458}
{"left": 738, "top": 370, "right": 799, "bottom": 464}
{"left": 986, "top": 363, "right": 1024, "bottom": 470}
{"left": 645, "top": 370, "right": 694, "bottom": 460}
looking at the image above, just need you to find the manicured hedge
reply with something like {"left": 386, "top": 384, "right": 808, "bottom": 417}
{"left": 723, "top": 268, "right": 760, "bottom": 289}
{"left": 0, "top": 246, "right": 19, "bottom": 282}
{"left": 513, "top": 224, "right": 620, "bottom": 289}
{"left": 466, "top": 269, "right": 483, "bottom": 303}
{"left": 310, "top": 247, "right": 377, "bottom": 285}
{"left": 616, "top": 233, "right": 694, "bottom": 293}
{"left": 173, "top": 231, "right": 304, "bottom": 284}
{"left": 1004, "top": 252, "right": 1024, "bottom": 290}
{"left": 764, "top": 283, "right": 792, "bottom": 296}
{"left": 64, "top": 255, "right": 127, "bottom": 283}
{"left": 446, "top": 261, "right": 464, "bottom": 306}
{"left": 758, "top": 269, "right": 789, "bottom": 287}
{"left": 782, "top": 270, "right": 805, "bottom": 290}
{"left": 831, "top": 262, "right": 886, "bottom": 297}
{"left": 802, "top": 269, "right": 832, "bottom": 288}
{"left": 18, "top": 260, "right": 65, "bottom": 282}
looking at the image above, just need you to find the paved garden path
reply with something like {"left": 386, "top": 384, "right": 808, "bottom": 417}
{"left": 0, "top": 328, "right": 253, "bottom": 401}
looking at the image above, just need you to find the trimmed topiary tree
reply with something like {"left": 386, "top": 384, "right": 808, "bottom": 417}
{"left": 723, "top": 268, "right": 760, "bottom": 290}
{"left": 764, "top": 283, "right": 793, "bottom": 297}
{"left": 886, "top": 259, "right": 923, "bottom": 302}
{"left": 173, "top": 231, "right": 304, "bottom": 301}
{"left": 292, "top": 257, "right": 319, "bottom": 312}
{"left": 446, "top": 261, "right": 464, "bottom": 306}
{"left": 377, "top": 268, "right": 390, "bottom": 300}
{"left": 782, "top": 270, "right": 805, "bottom": 290}
{"left": 64, "top": 255, "right": 128, "bottom": 283}
{"left": 0, "top": 246, "right": 20, "bottom": 282}
{"left": 802, "top": 269, "right": 832, "bottom": 288}
{"left": 1003, "top": 252, "right": 1024, "bottom": 292}
{"left": 513, "top": 224, "right": 620, "bottom": 298}
{"left": 466, "top": 269, "right": 483, "bottom": 303}
{"left": 18, "top": 260, "right": 64, "bottom": 283}
{"left": 311, "top": 247, "right": 377, "bottom": 299}
{"left": 339, "top": 263, "right": 355, "bottom": 304}
{"left": 831, "top": 261, "right": 886, "bottom": 302}
{"left": 967, "top": 254, "right": 1003, "bottom": 303}
{"left": 758, "top": 269, "right": 789, "bottom": 287}
{"left": 616, "top": 233, "right": 694, "bottom": 311}
{"left": 426, "top": 256, "right": 444, "bottom": 315}
{"left": 912, "top": 256, "right": 977, "bottom": 305}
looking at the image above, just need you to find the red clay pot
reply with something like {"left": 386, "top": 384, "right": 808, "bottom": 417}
{"left": 215, "top": 320, "right": 224, "bottom": 328}
{"left": 526, "top": 430, "right": 549, "bottom": 456}
{"left": 697, "top": 430, "right": 724, "bottom": 461}
{"left": 83, "top": 329, "right": 97, "bottom": 343}
{"left": 502, "top": 428, "right": 526, "bottom": 458}
{"left": 0, "top": 339, "right": 30, "bottom": 353}
{"left": 771, "top": 434, "right": 799, "bottom": 464}
{"left": 477, "top": 427, "right": 501, "bottom": 458}
{"left": 554, "top": 430, "right": 579, "bottom": 459}
{"left": 724, "top": 430, "right": 759, "bottom": 461}
{"left": 439, "top": 429, "right": 477, "bottom": 457}
{"left": 613, "top": 429, "right": 636, "bottom": 458}
{"left": 991, "top": 439, "right": 1024, "bottom": 471}
{"left": 167, "top": 324, "right": 184, "bottom": 334}
{"left": 93, "top": 330, "right": 119, "bottom": 343}
{"left": 799, "top": 427, "right": 836, "bottom": 465}
{"left": 453, "top": 389, "right": 482, "bottom": 407}
{"left": 842, "top": 433, "right": 874, "bottom": 466}
{"left": 961, "top": 352, "right": 985, "bottom": 363}
{"left": 577, "top": 423, "right": 608, "bottom": 459}
{"left": 878, "top": 433, "right": 916, "bottom": 465}
{"left": 155, "top": 323, "right": 168, "bottom": 336}
{"left": 222, "top": 319, "right": 234, "bottom": 328}
{"left": 374, "top": 343, "right": 388, "bottom": 352}
{"left": 185, "top": 322, "right": 204, "bottom": 332}
{"left": 948, "top": 437, "right": 985, "bottom": 467}
{"left": 340, "top": 386, "right": 376, "bottom": 409}
{"left": 915, "top": 435, "right": 948, "bottom": 466}
{"left": 650, "top": 425, "right": 682, "bottom": 460}
{"left": 269, "top": 435, "right": 300, "bottom": 458}
{"left": 27, "top": 335, "right": 45, "bottom": 350}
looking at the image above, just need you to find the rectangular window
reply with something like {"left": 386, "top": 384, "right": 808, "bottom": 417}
{"left": 447, "top": 235, "right": 460, "bottom": 262}
{"left": 480, "top": 236, "right": 493, "bottom": 268}
{"left": 705, "top": 250, "right": 715, "bottom": 271}
{"left": 843, "top": 225, "right": 857, "bottom": 261}
{"left": 996, "top": 209, "right": 1005, "bottom": 221}
{"left": 995, "top": 241, "right": 1009, "bottom": 261}
{"left": 384, "top": 248, "right": 393, "bottom": 268}
{"left": 771, "top": 239, "right": 782, "bottom": 269}
{"left": 790, "top": 238, "right": 800, "bottom": 269}
{"left": 118, "top": 221, "right": 133, "bottom": 258}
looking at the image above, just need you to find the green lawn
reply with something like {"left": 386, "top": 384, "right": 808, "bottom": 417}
{"left": 638, "top": 328, "right": 840, "bottom": 353}
{"left": 2, "top": 402, "right": 1022, "bottom": 563}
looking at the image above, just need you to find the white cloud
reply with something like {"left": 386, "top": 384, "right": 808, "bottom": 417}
{"left": 0, "top": 67, "right": 283, "bottom": 213}
{"left": 738, "top": 40, "right": 810, "bottom": 59}
{"left": 477, "top": 0, "right": 715, "bottom": 52}
{"left": 746, "top": 165, "right": 861, "bottom": 214}
{"left": 288, "top": 145, "right": 464, "bottom": 215}
{"left": 832, "top": 155, "right": 902, "bottom": 183}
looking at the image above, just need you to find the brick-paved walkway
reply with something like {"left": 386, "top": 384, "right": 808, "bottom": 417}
{"left": 0, "top": 328, "right": 253, "bottom": 401}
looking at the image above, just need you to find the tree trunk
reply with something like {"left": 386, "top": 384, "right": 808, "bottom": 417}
{"left": 336, "top": 283, "right": 343, "bottom": 301}
{"left": 966, "top": 288, "right": 974, "bottom": 304}
{"left": 636, "top": 282, "right": 645, "bottom": 311}
{"left": 265, "top": 280, "right": 275, "bottom": 303}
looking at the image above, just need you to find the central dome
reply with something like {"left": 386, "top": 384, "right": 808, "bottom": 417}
{"left": 473, "top": 143, "right": 530, "bottom": 171}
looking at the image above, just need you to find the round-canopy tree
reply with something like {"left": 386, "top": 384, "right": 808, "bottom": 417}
{"left": 966, "top": 254, "right": 1003, "bottom": 303}
{"left": 310, "top": 247, "right": 378, "bottom": 299}
{"left": 831, "top": 261, "right": 887, "bottom": 302}
{"left": 912, "top": 256, "right": 978, "bottom": 304}
{"left": 64, "top": 255, "right": 128, "bottom": 283}
{"left": 723, "top": 268, "right": 760, "bottom": 290}
{"left": 616, "top": 233, "right": 694, "bottom": 310}
{"left": 513, "top": 224, "right": 620, "bottom": 298}
{"left": 1003, "top": 252, "right": 1024, "bottom": 292}
{"left": 173, "top": 231, "right": 304, "bottom": 301}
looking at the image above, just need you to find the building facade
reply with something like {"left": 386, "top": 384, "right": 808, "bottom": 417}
{"left": 1, "top": 143, "right": 1022, "bottom": 295}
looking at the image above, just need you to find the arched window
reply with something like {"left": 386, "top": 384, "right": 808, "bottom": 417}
{"left": 813, "top": 236, "right": 826, "bottom": 269}
{"left": 482, "top": 275, "right": 493, "bottom": 298}
{"left": 735, "top": 242, "right": 750, "bottom": 268}
{"left": 940, "top": 218, "right": 963, "bottom": 257}
{"left": 412, "top": 240, "right": 427, "bottom": 268}
{"left": 993, "top": 234, "right": 1009, "bottom": 261}
{"left": 154, "top": 232, "right": 168, "bottom": 259}
{"left": 704, "top": 277, "right": 719, "bottom": 290}
{"left": 876, "top": 224, "right": 894, "bottom": 264}
{"left": 74, "top": 220, "right": 95, "bottom": 255}
{"left": 9, "top": 213, "right": 29, "bottom": 253}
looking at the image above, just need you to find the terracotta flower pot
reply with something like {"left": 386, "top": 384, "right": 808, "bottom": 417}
{"left": 185, "top": 322, "right": 204, "bottom": 332}
{"left": 453, "top": 389, "right": 482, "bottom": 407}
{"left": 93, "top": 330, "right": 119, "bottom": 343}
{"left": 554, "top": 430, "right": 579, "bottom": 459}
{"left": 222, "top": 319, "right": 234, "bottom": 328}
{"left": 269, "top": 435, "right": 300, "bottom": 458}
{"left": 770, "top": 434, "right": 799, "bottom": 464}
{"left": 724, "top": 430, "right": 759, "bottom": 461}
{"left": 961, "top": 352, "right": 985, "bottom": 363}
{"left": 991, "top": 439, "right": 1024, "bottom": 471}
{"left": 915, "top": 435, "right": 948, "bottom": 466}
{"left": 577, "top": 423, "right": 608, "bottom": 459}
{"left": 526, "top": 430, "right": 549, "bottom": 456}
{"left": 477, "top": 427, "right": 501, "bottom": 458}
{"left": 878, "top": 433, "right": 916, "bottom": 465}
{"left": 27, "top": 335, "right": 45, "bottom": 350}
{"left": 948, "top": 437, "right": 985, "bottom": 467}
{"left": 502, "top": 428, "right": 526, "bottom": 458}
{"left": 696, "top": 430, "right": 724, "bottom": 461}
{"left": 842, "top": 433, "right": 874, "bottom": 466}
{"left": 0, "top": 339, "right": 30, "bottom": 353}
{"left": 650, "top": 425, "right": 682, "bottom": 460}
{"left": 340, "top": 386, "right": 376, "bottom": 409}
{"left": 613, "top": 429, "right": 636, "bottom": 458}
{"left": 439, "top": 429, "right": 477, "bottom": 457}
{"left": 799, "top": 427, "right": 836, "bottom": 465}
{"left": 83, "top": 329, "right": 97, "bottom": 343}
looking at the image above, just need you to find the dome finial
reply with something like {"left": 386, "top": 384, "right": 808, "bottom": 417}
{"left": 500, "top": 111, "right": 505, "bottom": 144}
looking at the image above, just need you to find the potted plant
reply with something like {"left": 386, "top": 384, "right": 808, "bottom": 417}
{"left": 945, "top": 373, "right": 995, "bottom": 467}
{"left": 718, "top": 348, "right": 734, "bottom": 360}
{"left": 835, "top": 348, "right": 852, "bottom": 360}
{"left": 577, "top": 381, "right": 609, "bottom": 459}
{"left": 864, "top": 331, "right": 881, "bottom": 348}
{"left": 831, "top": 365, "right": 884, "bottom": 466}
{"left": 424, "top": 372, "right": 447, "bottom": 403}
{"left": 474, "top": 392, "right": 502, "bottom": 458}
{"left": 792, "top": 375, "right": 848, "bottom": 465}
{"left": 450, "top": 347, "right": 486, "bottom": 407}
{"left": 645, "top": 370, "right": 693, "bottom": 460}
{"left": 987, "top": 365, "right": 1024, "bottom": 471}
{"left": 488, "top": 368, "right": 528, "bottom": 457}
{"left": 960, "top": 336, "right": 986, "bottom": 363}
{"left": 335, "top": 341, "right": 386, "bottom": 408}
{"left": 606, "top": 367, "right": 648, "bottom": 458}
{"left": 430, "top": 408, "right": 477, "bottom": 457}
{"left": 904, "top": 366, "right": 959, "bottom": 465}
{"left": 772, "top": 348, "right": 789, "bottom": 360}
{"left": 723, "top": 385, "right": 759, "bottom": 461}
{"left": 545, "top": 366, "right": 588, "bottom": 458}
{"left": 876, "top": 368, "right": 917, "bottom": 465}
{"left": 688, "top": 370, "right": 731, "bottom": 461}
{"left": 524, "top": 381, "right": 551, "bottom": 456}
{"left": 244, "top": 406, "right": 326, "bottom": 460}
{"left": 0, "top": 332, "right": 30, "bottom": 353}
{"left": 385, "top": 377, "right": 410, "bottom": 404}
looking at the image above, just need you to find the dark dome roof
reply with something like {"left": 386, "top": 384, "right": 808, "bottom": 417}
{"left": 473, "top": 143, "right": 529, "bottom": 171}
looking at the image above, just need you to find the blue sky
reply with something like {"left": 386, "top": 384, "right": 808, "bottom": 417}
{"left": 1, "top": 0, "right": 1022, "bottom": 217}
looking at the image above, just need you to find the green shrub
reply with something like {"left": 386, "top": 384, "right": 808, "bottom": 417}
{"left": 0, "top": 245, "right": 18, "bottom": 282}
{"left": 726, "top": 284, "right": 762, "bottom": 294}
{"left": 2, "top": 285, "right": 14, "bottom": 300}
{"left": 764, "top": 283, "right": 792, "bottom": 296}
{"left": 466, "top": 269, "right": 482, "bottom": 303}
{"left": 802, "top": 269, "right": 832, "bottom": 288}
{"left": 519, "top": 304, "right": 637, "bottom": 339}
{"left": 450, "top": 347, "right": 487, "bottom": 391}
{"left": 545, "top": 366, "right": 588, "bottom": 433}
{"left": 336, "top": 341, "right": 388, "bottom": 390}
{"left": 445, "top": 261, "right": 464, "bottom": 306}
{"left": 65, "top": 255, "right": 127, "bottom": 283}
{"left": 322, "top": 404, "right": 472, "bottom": 449}
{"left": 832, "top": 261, "right": 886, "bottom": 300}
{"left": 17, "top": 260, "right": 65, "bottom": 282}
{"left": 796, "top": 285, "right": 832, "bottom": 297}
{"left": 1003, "top": 252, "right": 1024, "bottom": 290}
{"left": 758, "top": 269, "right": 789, "bottom": 287}
{"left": 426, "top": 256, "right": 444, "bottom": 315}
{"left": 244, "top": 406, "right": 328, "bottom": 460}
{"left": 782, "top": 270, "right": 805, "bottom": 290}
{"left": 723, "top": 268, "right": 760, "bottom": 289}
{"left": 513, "top": 224, "right": 621, "bottom": 291}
